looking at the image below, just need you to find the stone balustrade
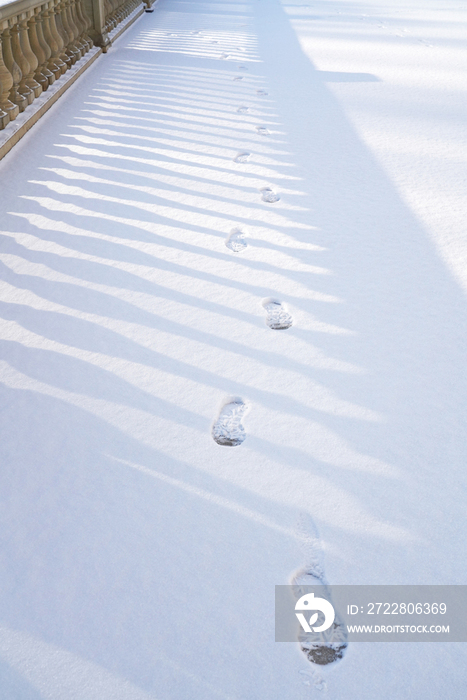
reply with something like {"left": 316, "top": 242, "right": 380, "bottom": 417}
{"left": 0, "top": 0, "right": 150, "bottom": 133}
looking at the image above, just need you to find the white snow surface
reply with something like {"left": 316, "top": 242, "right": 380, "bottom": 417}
{"left": 0, "top": 0, "right": 466, "bottom": 697}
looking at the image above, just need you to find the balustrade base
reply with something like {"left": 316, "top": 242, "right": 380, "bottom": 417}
{"left": 0, "top": 110, "right": 9, "bottom": 129}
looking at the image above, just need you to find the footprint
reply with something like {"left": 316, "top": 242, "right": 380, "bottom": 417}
{"left": 234, "top": 151, "right": 251, "bottom": 163}
{"left": 238, "top": 65, "right": 247, "bottom": 70}
{"left": 220, "top": 53, "right": 230, "bottom": 59}
{"left": 256, "top": 126, "right": 269, "bottom": 135}
{"left": 212, "top": 398, "right": 248, "bottom": 447}
{"left": 262, "top": 298, "right": 293, "bottom": 330}
{"left": 191, "top": 30, "right": 201, "bottom": 35}
{"left": 260, "top": 187, "right": 280, "bottom": 203}
{"left": 291, "top": 515, "right": 348, "bottom": 667}
{"left": 237, "top": 105, "right": 249, "bottom": 113}
{"left": 211, "top": 40, "right": 219, "bottom": 44}
{"left": 226, "top": 227, "right": 247, "bottom": 252}
{"left": 256, "top": 89, "right": 268, "bottom": 96}
{"left": 233, "top": 76, "right": 244, "bottom": 81}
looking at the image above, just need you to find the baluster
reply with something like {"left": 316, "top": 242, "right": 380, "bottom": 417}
{"left": 33, "top": 7, "right": 55, "bottom": 86}
{"left": 123, "top": 0, "right": 132, "bottom": 19}
{"left": 116, "top": 0, "right": 123, "bottom": 22}
{"left": 0, "top": 30, "right": 19, "bottom": 122}
{"left": 72, "top": 0, "right": 88, "bottom": 55}
{"left": 69, "top": 0, "right": 85, "bottom": 56}
{"left": 104, "top": 0, "right": 115, "bottom": 32}
{"left": 41, "top": 5, "right": 62, "bottom": 79}
{"left": 114, "top": 0, "right": 124, "bottom": 24}
{"left": 75, "top": 0, "right": 93, "bottom": 52}
{"left": 112, "top": 0, "right": 120, "bottom": 29}
{"left": 0, "top": 33, "right": 16, "bottom": 127}
{"left": 2, "top": 26, "right": 28, "bottom": 112}
{"left": 18, "top": 13, "right": 42, "bottom": 99}
{"left": 60, "top": 0, "right": 80, "bottom": 62}
{"left": 54, "top": 0, "right": 75, "bottom": 66}
{"left": 64, "top": 0, "right": 83, "bottom": 58}
{"left": 10, "top": 20, "right": 34, "bottom": 105}
{"left": 107, "top": 0, "right": 116, "bottom": 29}
{"left": 65, "top": 0, "right": 81, "bottom": 61}
{"left": 27, "top": 11, "right": 48, "bottom": 92}
{"left": 45, "top": 1, "right": 67, "bottom": 75}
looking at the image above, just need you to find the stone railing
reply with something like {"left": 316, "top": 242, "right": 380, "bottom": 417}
{"left": 103, "top": 0, "right": 142, "bottom": 39}
{"left": 0, "top": 0, "right": 152, "bottom": 146}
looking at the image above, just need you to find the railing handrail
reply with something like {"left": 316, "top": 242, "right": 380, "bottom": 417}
{"left": 0, "top": 0, "right": 46, "bottom": 23}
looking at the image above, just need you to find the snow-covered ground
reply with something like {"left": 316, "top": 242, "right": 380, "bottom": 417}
{"left": 0, "top": 0, "right": 466, "bottom": 697}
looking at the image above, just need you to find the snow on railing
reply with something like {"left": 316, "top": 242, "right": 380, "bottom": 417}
{"left": 0, "top": 0, "right": 150, "bottom": 135}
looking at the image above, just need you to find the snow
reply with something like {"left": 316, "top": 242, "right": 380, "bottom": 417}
{"left": 0, "top": 0, "right": 466, "bottom": 697}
